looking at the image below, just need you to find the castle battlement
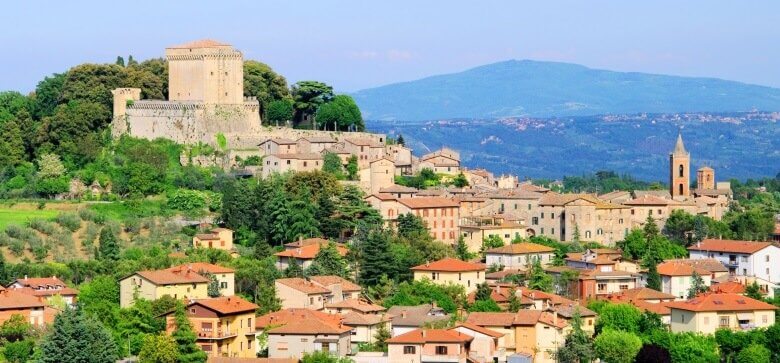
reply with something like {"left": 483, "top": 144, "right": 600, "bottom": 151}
{"left": 129, "top": 100, "right": 205, "bottom": 111}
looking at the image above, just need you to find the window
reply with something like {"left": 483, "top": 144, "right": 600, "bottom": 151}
{"left": 435, "top": 346, "right": 448, "bottom": 355}
{"left": 719, "top": 316, "right": 729, "bottom": 327}
{"left": 541, "top": 213, "right": 545, "bottom": 219}
{"left": 551, "top": 228, "right": 555, "bottom": 235}
{"left": 649, "top": 209, "right": 653, "bottom": 216}
{"left": 766, "top": 255, "right": 770, "bottom": 262}
{"left": 619, "top": 284, "right": 628, "bottom": 290}
{"left": 585, "top": 231, "right": 591, "bottom": 238}
{"left": 528, "top": 204, "right": 532, "bottom": 210}
{"left": 540, "top": 228, "right": 544, "bottom": 234}
{"left": 763, "top": 315, "right": 768, "bottom": 324}
{"left": 658, "top": 209, "right": 663, "bottom": 215}
{"left": 532, "top": 217, "right": 538, "bottom": 225}
{"left": 303, "top": 162, "right": 307, "bottom": 167}
{"left": 597, "top": 228, "right": 603, "bottom": 235}
{"left": 619, "top": 218, "right": 624, "bottom": 224}
{"left": 286, "top": 160, "right": 291, "bottom": 165}
{"left": 551, "top": 213, "right": 555, "bottom": 219}
{"left": 679, "top": 165, "right": 684, "bottom": 177}
{"left": 679, "top": 184, "right": 684, "bottom": 195}
{"left": 220, "top": 281, "right": 227, "bottom": 289}
{"left": 403, "top": 346, "right": 416, "bottom": 354}
{"left": 321, "top": 342, "right": 330, "bottom": 352}
{"left": 597, "top": 283, "right": 607, "bottom": 291}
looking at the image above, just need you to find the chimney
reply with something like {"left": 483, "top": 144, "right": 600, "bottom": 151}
{"left": 432, "top": 301, "right": 437, "bottom": 309}
{"left": 401, "top": 310, "right": 407, "bottom": 318}
{"left": 553, "top": 311, "right": 558, "bottom": 326}
{"left": 421, "top": 330, "right": 426, "bottom": 338}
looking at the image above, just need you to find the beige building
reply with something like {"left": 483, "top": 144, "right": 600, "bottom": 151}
{"left": 412, "top": 258, "right": 486, "bottom": 293}
{"left": 193, "top": 228, "right": 234, "bottom": 252}
{"left": 344, "top": 138, "right": 386, "bottom": 169}
{"left": 386, "top": 144, "right": 413, "bottom": 175}
{"left": 358, "top": 158, "right": 396, "bottom": 195}
{"left": 534, "top": 193, "right": 630, "bottom": 246}
{"left": 274, "top": 276, "right": 361, "bottom": 310}
{"left": 120, "top": 268, "right": 210, "bottom": 308}
{"left": 459, "top": 216, "right": 527, "bottom": 253}
{"left": 258, "top": 138, "right": 298, "bottom": 155}
{"left": 419, "top": 148, "right": 461, "bottom": 175}
{"left": 623, "top": 195, "right": 697, "bottom": 231}
{"left": 343, "top": 312, "right": 392, "bottom": 350}
{"left": 164, "top": 296, "right": 257, "bottom": 358}
{"left": 267, "top": 319, "right": 352, "bottom": 359}
{"left": 112, "top": 40, "right": 261, "bottom": 145}
{"left": 6, "top": 276, "right": 79, "bottom": 306}
{"left": 657, "top": 261, "right": 713, "bottom": 300}
{"left": 262, "top": 153, "right": 323, "bottom": 178}
{"left": 667, "top": 293, "right": 776, "bottom": 334}
{"left": 484, "top": 242, "right": 556, "bottom": 270}
{"left": 296, "top": 136, "right": 337, "bottom": 154}
{"left": 274, "top": 242, "right": 348, "bottom": 270}
{"left": 397, "top": 197, "right": 461, "bottom": 244}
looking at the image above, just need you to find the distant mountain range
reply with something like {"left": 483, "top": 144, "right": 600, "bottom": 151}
{"left": 353, "top": 60, "right": 780, "bottom": 121}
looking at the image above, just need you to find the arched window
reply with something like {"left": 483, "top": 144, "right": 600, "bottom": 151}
{"left": 679, "top": 183, "right": 684, "bottom": 195}
{"left": 679, "top": 165, "right": 684, "bottom": 177}
{"left": 597, "top": 228, "right": 603, "bottom": 235}
{"left": 585, "top": 231, "right": 592, "bottom": 238}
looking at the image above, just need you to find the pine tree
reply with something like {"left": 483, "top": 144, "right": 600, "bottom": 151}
{"left": 527, "top": 258, "right": 553, "bottom": 292}
{"left": 285, "top": 197, "right": 320, "bottom": 242}
{"left": 475, "top": 282, "right": 492, "bottom": 301}
{"left": 115, "top": 56, "right": 125, "bottom": 67}
{"left": 172, "top": 304, "right": 207, "bottom": 363}
{"left": 745, "top": 281, "right": 763, "bottom": 300}
{"left": 284, "top": 261, "right": 304, "bottom": 278}
{"left": 373, "top": 323, "right": 391, "bottom": 352}
{"left": 98, "top": 227, "right": 120, "bottom": 261}
{"left": 508, "top": 288, "right": 523, "bottom": 312}
{"left": 555, "top": 308, "right": 594, "bottom": 363}
{"left": 359, "top": 229, "right": 394, "bottom": 286}
{"left": 253, "top": 238, "right": 273, "bottom": 260}
{"left": 643, "top": 214, "right": 659, "bottom": 240}
{"left": 396, "top": 134, "right": 405, "bottom": 146}
{"left": 267, "top": 189, "right": 289, "bottom": 245}
{"left": 645, "top": 263, "right": 662, "bottom": 291}
{"left": 687, "top": 272, "right": 708, "bottom": 298}
{"left": 207, "top": 274, "right": 221, "bottom": 297}
{"left": 454, "top": 236, "right": 473, "bottom": 261}
{"left": 127, "top": 55, "right": 138, "bottom": 66}
{"left": 39, "top": 307, "right": 119, "bottom": 363}
{"left": 255, "top": 283, "right": 282, "bottom": 314}
{"left": 306, "top": 243, "right": 349, "bottom": 277}
{"left": 692, "top": 217, "right": 708, "bottom": 246}
{"left": 570, "top": 224, "right": 584, "bottom": 252}
{"left": 0, "top": 119, "right": 25, "bottom": 167}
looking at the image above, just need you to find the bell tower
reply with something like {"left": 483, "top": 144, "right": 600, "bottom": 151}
{"left": 670, "top": 132, "right": 690, "bottom": 198}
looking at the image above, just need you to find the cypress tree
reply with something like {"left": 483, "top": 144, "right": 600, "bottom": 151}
{"left": 172, "top": 304, "right": 207, "bottom": 363}
{"left": 207, "top": 274, "right": 221, "bottom": 297}
{"left": 643, "top": 214, "right": 659, "bottom": 240}
{"left": 358, "top": 229, "right": 394, "bottom": 286}
{"left": 646, "top": 263, "right": 662, "bottom": 291}
{"left": 98, "top": 227, "right": 120, "bottom": 261}
{"left": 39, "top": 307, "right": 119, "bottom": 363}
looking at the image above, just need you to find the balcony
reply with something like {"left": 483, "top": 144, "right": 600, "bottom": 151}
{"left": 197, "top": 330, "right": 238, "bottom": 340}
{"left": 725, "top": 260, "right": 739, "bottom": 267}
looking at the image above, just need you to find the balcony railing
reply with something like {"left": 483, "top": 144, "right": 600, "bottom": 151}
{"left": 198, "top": 330, "right": 238, "bottom": 339}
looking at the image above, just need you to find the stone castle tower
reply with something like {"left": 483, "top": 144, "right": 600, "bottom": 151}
{"left": 697, "top": 166, "right": 715, "bottom": 191}
{"left": 669, "top": 132, "right": 690, "bottom": 198}
{"left": 166, "top": 39, "right": 244, "bottom": 104}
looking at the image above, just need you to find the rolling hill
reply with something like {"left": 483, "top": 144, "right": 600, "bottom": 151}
{"left": 353, "top": 60, "right": 780, "bottom": 121}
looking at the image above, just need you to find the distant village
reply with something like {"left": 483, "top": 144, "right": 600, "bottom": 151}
{"left": 2, "top": 39, "right": 779, "bottom": 363}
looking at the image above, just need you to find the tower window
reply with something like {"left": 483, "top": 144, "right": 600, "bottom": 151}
{"left": 679, "top": 165, "right": 684, "bottom": 177}
{"left": 679, "top": 184, "right": 684, "bottom": 195}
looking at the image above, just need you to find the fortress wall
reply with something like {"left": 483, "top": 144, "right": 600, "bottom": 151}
{"left": 122, "top": 103, "right": 205, "bottom": 144}
{"left": 224, "top": 127, "right": 387, "bottom": 149}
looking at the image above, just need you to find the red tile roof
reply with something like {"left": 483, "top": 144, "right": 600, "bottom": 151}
{"left": 688, "top": 239, "right": 773, "bottom": 254}
{"left": 168, "top": 262, "right": 235, "bottom": 275}
{"left": 710, "top": 281, "right": 746, "bottom": 294}
{"left": 486, "top": 243, "right": 555, "bottom": 255}
{"left": 193, "top": 296, "right": 258, "bottom": 315}
{"left": 274, "top": 278, "right": 331, "bottom": 294}
{"left": 452, "top": 323, "right": 504, "bottom": 338}
{"left": 397, "top": 197, "right": 459, "bottom": 209}
{"left": 274, "top": 242, "right": 348, "bottom": 260}
{"left": 11, "top": 277, "right": 66, "bottom": 289}
{"left": 386, "top": 329, "right": 474, "bottom": 344}
{"left": 135, "top": 269, "right": 210, "bottom": 285}
{"left": 665, "top": 293, "right": 777, "bottom": 312}
{"left": 309, "top": 276, "right": 361, "bottom": 292}
{"left": 465, "top": 312, "right": 517, "bottom": 326}
{"left": 657, "top": 261, "right": 711, "bottom": 277}
{"left": 607, "top": 287, "right": 676, "bottom": 301}
{"left": 267, "top": 318, "right": 351, "bottom": 335}
{"left": 630, "top": 300, "right": 672, "bottom": 316}
{"left": 411, "top": 258, "right": 486, "bottom": 272}
{"left": 0, "top": 290, "right": 45, "bottom": 309}
{"left": 255, "top": 308, "right": 343, "bottom": 330}
{"left": 325, "top": 298, "right": 385, "bottom": 313}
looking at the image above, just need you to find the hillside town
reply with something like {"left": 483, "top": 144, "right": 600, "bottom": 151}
{"left": 0, "top": 38, "right": 778, "bottom": 363}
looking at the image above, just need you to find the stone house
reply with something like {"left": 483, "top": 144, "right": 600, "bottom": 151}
{"left": 267, "top": 319, "right": 352, "bottom": 359}
{"left": 274, "top": 275, "right": 360, "bottom": 310}
{"left": 192, "top": 227, "right": 234, "bottom": 252}
{"left": 534, "top": 193, "right": 631, "bottom": 246}
{"left": 261, "top": 153, "right": 323, "bottom": 178}
{"left": 412, "top": 258, "right": 486, "bottom": 293}
{"left": 460, "top": 216, "right": 527, "bottom": 253}
{"left": 120, "top": 268, "right": 210, "bottom": 308}
{"left": 274, "top": 242, "right": 348, "bottom": 270}
{"left": 484, "top": 242, "right": 556, "bottom": 270}
{"left": 386, "top": 329, "right": 473, "bottom": 363}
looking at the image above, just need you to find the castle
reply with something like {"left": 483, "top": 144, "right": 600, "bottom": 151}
{"left": 111, "top": 39, "right": 263, "bottom": 146}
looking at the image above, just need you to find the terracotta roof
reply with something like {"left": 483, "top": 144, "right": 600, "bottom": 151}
{"left": 630, "top": 300, "right": 671, "bottom": 315}
{"left": 549, "top": 304, "right": 597, "bottom": 318}
{"left": 397, "top": 197, "right": 459, "bottom": 209}
{"left": 270, "top": 153, "right": 323, "bottom": 160}
{"left": 666, "top": 293, "right": 777, "bottom": 312}
{"left": 465, "top": 312, "right": 517, "bottom": 326}
{"left": 387, "top": 304, "right": 449, "bottom": 327}
{"left": 297, "top": 136, "right": 336, "bottom": 143}
{"left": 411, "top": 258, "right": 485, "bottom": 272}
{"left": 379, "top": 185, "right": 419, "bottom": 194}
{"left": 486, "top": 243, "right": 555, "bottom": 255}
{"left": 634, "top": 190, "right": 672, "bottom": 199}
{"left": 607, "top": 287, "right": 676, "bottom": 301}
{"left": 518, "top": 183, "right": 550, "bottom": 193}
{"left": 275, "top": 242, "right": 348, "bottom": 260}
{"left": 195, "top": 233, "right": 220, "bottom": 240}
{"left": 0, "top": 290, "right": 45, "bottom": 309}
{"left": 325, "top": 298, "right": 384, "bottom": 313}
{"left": 345, "top": 138, "right": 383, "bottom": 147}
{"left": 10, "top": 286, "right": 79, "bottom": 297}
{"left": 623, "top": 195, "right": 673, "bottom": 206}
{"left": 538, "top": 311, "right": 569, "bottom": 329}
{"left": 255, "top": 308, "right": 342, "bottom": 330}
{"left": 193, "top": 296, "right": 258, "bottom": 315}
{"left": 283, "top": 237, "right": 330, "bottom": 249}
{"left": 386, "top": 329, "right": 473, "bottom": 344}
{"left": 11, "top": 277, "right": 67, "bottom": 289}
{"left": 512, "top": 310, "right": 544, "bottom": 325}
{"left": 134, "top": 269, "right": 209, "bottom": 285}
{"left": 309, "top": 276, "right": 361, "bottom": 292}
{"left": 169, "top": 39, "right": 230, "bottom": 49}
{"left": 415, "top": 189, "right": 447, "bottom": 197}
{"left": 710, "top": 281, "right": 746, "bottom": 294}
{"left": 538, "top": 193, "right": 626, "bottom": 209}
{"left": 665, "top": 258, "right": 729, "bottom": 273}
{"left": 342, "top": 311, "right": 391, "bottom": 326}
{"left": 657, "top": 261, "right": 711, "bottom": 277}
{"left": 259, "top": 138, "right": 297, "bottom": 146}
{"left": 267, "top": 318, "right": 351, "bottom": 335}
{"left": 452, "top": 323, "right": 504, "bottom": 338}
{"left": 168, "top": 262, "right": 234, "bottom": 275}
{"left": 274, "top": 278, "right": 331, "bottom": 294}
{"left": 688, "top": 239, "right": 774, "bottom": 254}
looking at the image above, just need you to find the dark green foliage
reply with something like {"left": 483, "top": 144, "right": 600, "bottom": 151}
{"left": 643, "top": 214, "right": 659, "bottom": 240}
{"left": 207, "top": 274, "right": 221, "bottom": 297}
{"left": 306, "top": 242, "right": 349, "bottom": 277}
{"left": 468, "top": 299, "right": 502, "bottom": 312}
{"left": 357, "top": 228, "right": 394, "bottom": 286}
{"left": 316, "top": 94, "right": 364, "bottom": 131}
{"left": 243, "top": 60, "right": 290, "bottom": 113}
{"left": 526, "top": 258, "right": 553, "bottom": 292}
{"left": 452, "top": 172, "right": 469, "bottom": 187}
{"left": 595, "top": 303, "right": 642, "bottom": 334}
{"left": 396, "top": 134, "right": 405, "bottom": 146}
{"left": 645, "top": 263, "right": 662, "bottom": 291}
{"left": 563, "top": 170, "right": 656, "bottom": 194}
{"left": 3, "top": 339, "right": 35, "bottom": 363}
{"left": 474, "top": 282, "right": 492, "bottom": 301}
{"left": 745, "top": 281, "right": 763, "bottom": 300}
{"left": 291, "top": 81, "right": 333, "bottom": 126}
{"left": 454, "top": 236, "right": 474, "bottom": 261}
{"left": 594, "top": 329, "right": 643, "bottom": 363}
{"left": 736, "top": 344, "right": 771, "bottom": 363}
{"left": 38, "top": 307, "right": 119, "bottom": 363}
{"left": 687, "top": 272, "right": 708, "bottom": 299}
{"left": 555, "top": 309, "right": 595, "bottom": 363}
{"left": 98, "top": 227, "right": 120, "bottom": 261}
{"left": 322, "top": 152, "right": 345, "bottom": 179}
{"left": 172, "top": 304, "right": 207, "bottom": 363}
{"left": 397, "top": 213, "right": 427, "bottom": 239}
{"left": 265, "top": 99, "right": 294, "bottom": 126}
{"left": 346, "top": 155, "right": 359, "bottom": 180}
{"left": 383, "top": 279, "right": 464, "bottom": 314}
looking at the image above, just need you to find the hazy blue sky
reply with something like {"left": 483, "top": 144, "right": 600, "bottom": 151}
{"left": 2, "top": 1, "right": 779, "bottom": 93}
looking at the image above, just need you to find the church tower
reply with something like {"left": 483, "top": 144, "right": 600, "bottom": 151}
{"left": 670, "top": 132, "right": 690, "bottom": 198}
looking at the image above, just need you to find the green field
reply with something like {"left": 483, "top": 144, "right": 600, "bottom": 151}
{"left": 0, "top": 208, "right": 59, "bottom": 231}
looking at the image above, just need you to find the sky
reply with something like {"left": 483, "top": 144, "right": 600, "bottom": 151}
{"left": 2, "top": 1, "right": 779, "bottom": 93}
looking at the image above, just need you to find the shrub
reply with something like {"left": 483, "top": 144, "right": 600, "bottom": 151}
{"left": 5, "top": 225, "right": 24, "bottom": 239}
{"left": 29, "top": 218, "right": 60, "bottom": 235}
{"left": 9, "top": 240, "right": 25, "bottom": 256}
{"left": 55, "top": 213, "right": 82, "bottom": 232}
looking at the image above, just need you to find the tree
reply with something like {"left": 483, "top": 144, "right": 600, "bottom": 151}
{"left": 301, "top": 351, "right": 354, "bottom": 363}
{"left": 285, "top": 197, "right": 320, "bottom": 242}
{"left": 687, "top": 272, "right": 708, "bottom": 299}
{"left": 555, "top": 308, "right": 594, "bottom": 363}
{"left": 507, "top": 288, "right": 523, "bottom": 312}
{"left": 0, "top": 119, "right": 25, "bottom": 166}
{"left": 306, "top": 242, "right": 349, "bottom": 277}
{"left": 397, "top": 213, "right": 428, "bottom": 239}
{"left": 645, "top": 263, "right": 662, "bottom": 291}
{"left": 322, "top": 152, "right": 345, "bottom": 179}
{"left": 481, "top": 235, "right": 504, "bottom": 253}
{"left": 33, "top": 73, "right": 66, "bottom": 119}
{"left": 373, "top": 323, "right": 391, "bottom": 352}
{"left": 253, "top": 238, "right": 273, "bottom": 260}
{"left": 207, "top": 274, "right": 221, "bottom": 297}
{"left": 526, "top": 258, "right": 553, "bottom": 292}
{"left": 596, "top": 303, "right": 642, "bottom": 334}
{"left": 643, "top": 214, "right": 659, "bottom": 240}
{"left": 243, "top": 61, "right": 290, "bottom": 112}
{"left": 98, "top": 227, "right": 120, "bottom": 261}
{"left": 454, "top": 236, "right": 474, "bottom": 261}
{"left": 171, "top": 304, "right": 207, "bottom": 363}
{"left": 358, "top": 229, "right": 394, "bottom": 286}
{"left": 265, "top": 99, "right": 294, "bottom": 126}
{"left": 36, "top": 153, "right": 66, "bottom": 178}
{"left": 138, "top": 333, "right": 178, "bottom": 363}
{"left": 617, "top": 229, "right": 647, "bottom": 260}
{"left": 255, "top": 283, "right": 282, "bottom": 315}
{"left": 468, "top": 299, "right": 502, "bottom": 312}
{"left": 315, "top": 95, "right": 364, "bottom": 131}
{"left": 38, "top": 307, "right": 119, "bottom": 363}
{"left": 291, "top": 81, "right": 333, "bottom": 126}
{"left": 346, "top": 155, "right": 359, "bottom": 180}
{"left": 452, "top": 172, "right": 469, "bottom": 187}
{"left": 745, "top": 281, "right": 763, "bottom": 300}
{"left": 116, "top": 56, "right": 125, "bottom": 67}
{"left": 736, "top": 344, "right": 771, "bottom": 363}
{"left": 396, "top": 134, "right": 405, "bottom": 146}
{"left": 475, "top": 282, "right": 492, "bottom": 301}
{"left": 594, "top": 329, "right": 643, "bottom": 363}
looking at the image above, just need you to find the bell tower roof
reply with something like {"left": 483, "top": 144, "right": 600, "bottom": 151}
{"left": 672, "top": 132, "right": 688, "bottom": 156}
